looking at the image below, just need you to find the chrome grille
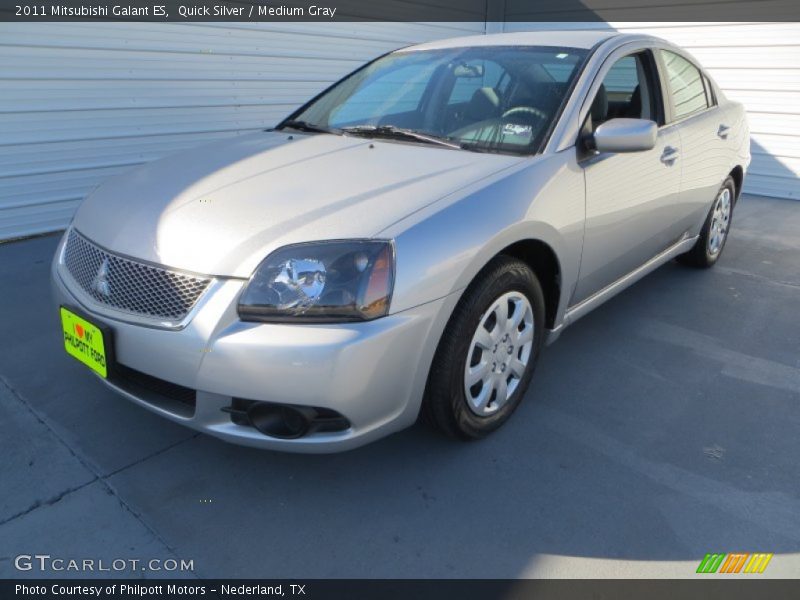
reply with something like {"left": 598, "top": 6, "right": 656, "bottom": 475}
{"left": 62, "top": 229, "right": 212, "bottom": 322}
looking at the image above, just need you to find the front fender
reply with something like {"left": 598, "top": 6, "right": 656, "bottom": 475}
{"left": 382, "top": 151, "right": 585, "bottom": 330}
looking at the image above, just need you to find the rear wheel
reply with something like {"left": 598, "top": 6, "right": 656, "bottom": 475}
{"left": 677, "top": 176, "right": 735, "bottom": 268}
{"left": 422, "top": 256, "right": 545, "bottom": 440}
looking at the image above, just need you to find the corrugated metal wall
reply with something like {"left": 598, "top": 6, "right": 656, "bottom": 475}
{"left": 0, "top": 22, "right": 484, "bottom": 240}
{"left": 502, "top": 21, "right": 800, "bottom": 200}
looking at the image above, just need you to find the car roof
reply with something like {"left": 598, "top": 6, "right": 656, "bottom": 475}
{"left": 399, "top": 30, "right": 639, "bottom": 52}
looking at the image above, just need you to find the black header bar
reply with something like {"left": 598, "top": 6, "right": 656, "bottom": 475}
{"left": 2, "top": 0, "right": 800, "bottom": 22}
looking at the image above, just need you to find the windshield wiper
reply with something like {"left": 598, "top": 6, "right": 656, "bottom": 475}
{"left": 459, "top": 141, "right": 514, "bottom": 155}
{"left": 341, "top": 125, "right": 462, "bottom": 149}
{"left": 278, "top": 119, "right": 341, "bottom": 135}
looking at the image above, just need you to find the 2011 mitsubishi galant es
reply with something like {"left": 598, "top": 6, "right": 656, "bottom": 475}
{"left": 52, "top": 31, "right": 750, "bottom": 452}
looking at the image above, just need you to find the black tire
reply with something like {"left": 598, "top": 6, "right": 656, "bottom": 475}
{"left": 677, "top": 176, "right": 736, "bottom": 268}
{"left": 421, "top": 255, "right": 546, "bottom": 440}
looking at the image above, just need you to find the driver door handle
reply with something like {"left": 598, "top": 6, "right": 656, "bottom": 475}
{"left": 660, "top": 146, "right": 679, "bottom": 165}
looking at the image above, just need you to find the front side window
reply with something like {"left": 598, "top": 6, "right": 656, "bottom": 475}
{"left": 588, "top": 52, "right": 658, "bottom": 129}
{"left": 288, "top": 46, "right": 588, "bottom": 155}
{"left": 661, "top": 50, "right": 709, "bottom": 121}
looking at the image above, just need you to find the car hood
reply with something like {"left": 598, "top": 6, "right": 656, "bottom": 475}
{"left": 72, "top": 131, "right": 522, "bottom": 277}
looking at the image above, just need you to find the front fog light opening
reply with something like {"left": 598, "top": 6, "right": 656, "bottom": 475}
{"left": 222, "top": 399, "right": 351, "bottom": 439}
{"left": 248, "top": 403, "right": 314, "bottom": 439}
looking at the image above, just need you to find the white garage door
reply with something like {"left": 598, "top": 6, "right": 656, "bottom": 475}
{"left": 503, "top": 21, "right": 800, "bottom": 201}
{"left": 0, "top": 21, "right": 484, "bottom": 240}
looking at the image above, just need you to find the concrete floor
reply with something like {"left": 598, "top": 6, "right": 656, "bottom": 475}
{"left": 1, "top": 194, "right": 798, "bottom": 579}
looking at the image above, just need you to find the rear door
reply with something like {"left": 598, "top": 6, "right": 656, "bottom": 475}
{"left": 658, "top": 49, "right": 734, "bottom": 233}
{"left": 574, "top": 48, "right": 683, "bottom": 304}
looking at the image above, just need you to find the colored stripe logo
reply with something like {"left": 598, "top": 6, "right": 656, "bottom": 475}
{"left": 696, "top": 553, "right": 773, "bottom": 574}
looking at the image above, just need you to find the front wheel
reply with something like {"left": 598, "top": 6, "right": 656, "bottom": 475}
{"left": 421, "top": 256, "right": 545, "bottom": 440}
{"left": 677, "top": 176, "right": 736, "bottom": 268}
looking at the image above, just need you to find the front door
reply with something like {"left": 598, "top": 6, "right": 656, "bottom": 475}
{"left": 574, "top": 50, "right": 683, "bottom": 304}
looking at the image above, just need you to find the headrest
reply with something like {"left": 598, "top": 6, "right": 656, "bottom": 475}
{"left": 626, "top": 85, "right": 644, "bottom": 119}
{"left": 466, "top": 87, "right": 500, "bottom": 120}
{"left": 591, "top": 84, "right": 608, "bottom": 123}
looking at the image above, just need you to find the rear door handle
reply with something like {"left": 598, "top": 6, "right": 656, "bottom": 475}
{"left": 717, "top": 124, "right": 731, "bottom": 139}
{"left": 660, "top": 146, "right": 679, "bottom": 165}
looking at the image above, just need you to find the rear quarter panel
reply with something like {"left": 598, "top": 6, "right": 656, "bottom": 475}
{"left": 724, "top": 100, "right": 752, "bottom": 184}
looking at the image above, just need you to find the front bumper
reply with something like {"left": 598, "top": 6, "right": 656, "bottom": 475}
{"left": 51, "top": 235, "right": 456, "bottom": 452}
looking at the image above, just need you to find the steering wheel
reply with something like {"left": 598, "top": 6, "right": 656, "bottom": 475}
{"left": 501, "top": 106, "right": 549, "bottom": 124}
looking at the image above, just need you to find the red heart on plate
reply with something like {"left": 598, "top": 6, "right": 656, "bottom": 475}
{"left": 75, "top": 324, "right": 84, "bottom": 339}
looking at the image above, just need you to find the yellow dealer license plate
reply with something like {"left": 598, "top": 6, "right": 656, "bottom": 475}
{"left": 60, "top": 306, "right": 110, "bottom": 378}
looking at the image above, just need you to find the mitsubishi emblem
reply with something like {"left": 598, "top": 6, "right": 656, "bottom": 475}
{"left": 92, "top": 257, "right": 111, "bottom": 298}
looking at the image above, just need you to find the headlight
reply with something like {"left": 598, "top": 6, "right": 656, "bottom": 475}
{"left": 238, "top": 240, "right": 395, "bottom": 323}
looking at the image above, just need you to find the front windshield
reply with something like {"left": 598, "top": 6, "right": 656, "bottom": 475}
{"left": 286, "top": 45, "right": 588, "bottom": 155}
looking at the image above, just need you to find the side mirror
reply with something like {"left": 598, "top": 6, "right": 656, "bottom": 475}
{"left": 592, "top": 118, "right": 657, "bottom": 153}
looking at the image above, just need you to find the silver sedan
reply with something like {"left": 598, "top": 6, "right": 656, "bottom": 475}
{"left": 52, "top": 31, "right": 750, "bottom": 452}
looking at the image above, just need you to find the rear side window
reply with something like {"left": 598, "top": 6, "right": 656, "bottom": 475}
{"left": 661, "top": 50, "right": 709, "bottom": 121}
